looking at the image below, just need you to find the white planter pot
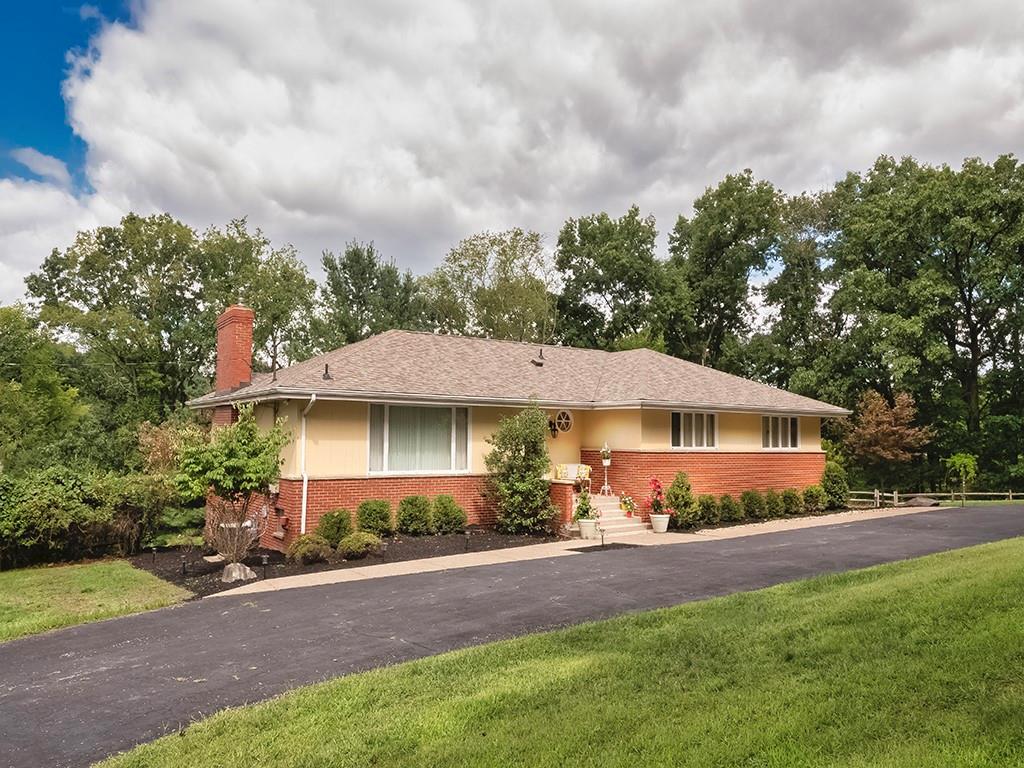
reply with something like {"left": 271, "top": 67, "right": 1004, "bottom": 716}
{"left": 602, "top": 458, "right": 611, "bottom": 467}
{"left": 578, "top": 519, "right": 600, "bottom": 540}
{"left": 649, "top": 513, "right": 671, "bottom": 533}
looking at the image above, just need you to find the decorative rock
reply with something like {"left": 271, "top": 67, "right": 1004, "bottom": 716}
{"left": 221, "top": 562, "right": 257, "bottom": 583}
{"left": 906, "top": 495, "right": 940, "bottom": 507}
{"left": 203, "top": 554, "right": 225, "bottom": 564}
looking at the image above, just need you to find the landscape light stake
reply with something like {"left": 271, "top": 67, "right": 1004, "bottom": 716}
{"left": 151, "top": 546, "right": 157, "bottom": 563}
{"left": 600, "top": 528, "right": 605, "bottom": 550}
{"left": 464, "top": 529, "right": 471, "bottom": 552}
{"left": 180, "top": 555, "right": 187, "bottom": 576}
{"left": 261, "top": 553, "right": 269, "bottom": 579}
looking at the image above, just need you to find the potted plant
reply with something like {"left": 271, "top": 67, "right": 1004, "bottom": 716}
{"left": 574, "top": 490, "right": 599, "bottom": 540}
{"left": 620, "top": 494, "right": 636, "bottom": 517}
{"left": 600, "top": 443, "right": 612, "bottom": 467}
{"left": 646, "top": 477, "right": 671, "bottom": 533}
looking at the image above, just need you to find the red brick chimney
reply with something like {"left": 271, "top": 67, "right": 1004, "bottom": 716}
{"left": 215, "top": 305, "right": 255, "bottom": 393}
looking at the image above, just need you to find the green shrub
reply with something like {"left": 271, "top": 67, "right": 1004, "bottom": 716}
{"left": 397, "top": 495, "right": 433, "bottom": 535}
{"left": 719, "top": 494, "right": 743, "bottom": 522}
{"left": 696, "top": 494, "right": 719, "bottom": 525}
{"left": 484, "top": 406, "right": 557, "bottom": 533}
{"left": 432, "top": 495, "right": 467, "bottom": 534}
{"left": 764, "top": 489, "right": 785, "bottom": 518}
{"left": 821, "top": 461, "right": 850, "bottom": 509}
{"left": 782, "top": 488, "right": 803, "bottom": 516}
{"left": 287, "top": 534, "right": 332, "bottom": 564}
{"left": 339, "top": 531, "right": 381, "bottom": 559}
{"left": 741, "top": 490, "right": 767, "bottom": 519}
{"left": 666, "top": 472, "right": 698, "bottom": 528}
{"left": 803, "top": 485, "right": 828, "bottom": 515}
{"left": 315, "top": 509, "right": 353, "bottom": 547}
{"left": 573, "top": 489, "right": 596, "bottom": 521}
{"left": 357, "top": 500, "right": 393, "bottom": 536}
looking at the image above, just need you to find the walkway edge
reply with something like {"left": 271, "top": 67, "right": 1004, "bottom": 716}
{"left": 209, "top": 505, "right": 945, "bottom": 598}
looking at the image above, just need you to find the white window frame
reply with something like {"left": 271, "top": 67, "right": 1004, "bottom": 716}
{"left": 762, "top": 415, "right": 801, "bottom": 450}
{"left": 368, "top": 403, "right": 472, "bottom": 475}
{"left": 670, "top": 410, "right": 719, "bottom": 451}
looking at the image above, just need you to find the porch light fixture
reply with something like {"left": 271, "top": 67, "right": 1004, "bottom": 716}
{"left": 548, "top": 418, "right": 558, "bottom": 438}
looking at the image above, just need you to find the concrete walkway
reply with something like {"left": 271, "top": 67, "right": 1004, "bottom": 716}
{"left": 216, "top": 504, "right": 947, "bottom": 597}
{"left": 2, "top": 504, "right": 1022, "bottom": 768}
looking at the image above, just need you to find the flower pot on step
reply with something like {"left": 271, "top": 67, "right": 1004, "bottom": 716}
{"left": 649, "top": 513, "right": 671, "bottom": 534}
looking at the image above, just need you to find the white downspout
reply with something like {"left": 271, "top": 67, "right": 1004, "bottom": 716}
{"left": 299, "top": 394, "right": 317, "bottom": 534}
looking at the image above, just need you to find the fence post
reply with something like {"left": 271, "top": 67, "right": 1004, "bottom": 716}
{"left": 874, "top": 489, "right": 880, "bottom": 508}
{"left": 1010, "top": 490, "right": 1014, "bottom": 502}
{"left": 892, "top": 490, "right": 899, "bottom": 506}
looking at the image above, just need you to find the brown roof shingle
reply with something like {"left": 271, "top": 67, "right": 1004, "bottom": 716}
{"left": 189, "top": 330, "right": 850, "bottom": 416}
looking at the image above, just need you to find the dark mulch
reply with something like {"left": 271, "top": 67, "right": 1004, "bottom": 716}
{"left": 567, "top": 542, "right": 641, "bottom": 553}
{"left": 130, "top": 528, "right": 560, "bottom": 598}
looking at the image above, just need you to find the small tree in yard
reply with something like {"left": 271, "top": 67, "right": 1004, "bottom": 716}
{"left": 485, "top": 406, "right": 557, "bottom": 534}
{"left": 175, "top": 405, "right": 289, "bottom": 581}
{"left": 943, "top": 453, "right": 978, "bottom": 507}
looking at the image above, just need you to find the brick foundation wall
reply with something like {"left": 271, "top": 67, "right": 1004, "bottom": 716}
{"left": 261, "top": 475, "right": 494, "bottom": 550}
{"left": 211, "top": 405, "right": 237, "bottom": 426}
{"left": 580, "top": 449, "right": 826, "bottom": 518}
{"left": 549, "top": 481, "right": 575, "bottom": 531}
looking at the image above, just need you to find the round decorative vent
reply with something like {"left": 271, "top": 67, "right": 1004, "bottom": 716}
{"left": 554, "top": 410, "right": 573, "bottom": 433}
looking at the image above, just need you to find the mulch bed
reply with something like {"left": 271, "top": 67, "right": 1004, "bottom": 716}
{"left": 130, "top": 528, "right": 559, "bottom": 598}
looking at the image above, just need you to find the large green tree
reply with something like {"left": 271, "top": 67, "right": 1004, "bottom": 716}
{"left": 420, "top": 229, "right": 557, "bottom": 342}
{"left": 669, "top": 170, "right": 782, "bottom": 369}
{"left": 317, "top": 242, "right": 424, "bottom": 349}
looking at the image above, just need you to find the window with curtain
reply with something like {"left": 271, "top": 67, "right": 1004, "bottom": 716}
{"left": 762, "top": 416, "right": 799, "bottom": 448}
{"left": 670, "top": 411, "right": 717, "bottom": 448}
{"left": 369, "top": 405, "right": 469, "bottom": 472}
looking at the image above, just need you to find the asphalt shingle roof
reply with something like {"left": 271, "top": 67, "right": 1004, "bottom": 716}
{"left": 188, "top": 330, "right": 850, "bottom": 416}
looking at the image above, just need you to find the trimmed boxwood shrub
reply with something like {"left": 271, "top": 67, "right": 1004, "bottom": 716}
{"left": 287, "top": 534, "right": 332, "bottom": 564}
{"left": 696, "top": 494, "right": 719, "bottom": 525}
{"left": 782, "top": 488, "right": 803, "bottom": 516}
{"left": 432, "top": 495, "right": 467, "bottom": 534}
{"left": 357, "top": 499, "right": 393, "bottom": 536}
{"left": 719, "top": 494, "right": 743, "bottom": 522}
{"left": 821, "top": 461, "right": 850, "bottom": 509}
{"left": 315, "top": 508, "right": 353, "bottom": 547}
{"left": 764, "top": 489, "right": 785, "bottom": 518}
{"left": 741, "top": 490, "right": 767, "bottom": 519}
{"left": 397, "top": 495, "right": 433, "bottom": 535}
{"left": 803, "top": 484, "right": 828, "bottom": 515}
{"left": 339, "top": 531, "right": 381, "bottom": 559}
{"left": 666, "top": 472, "right": 698, "bottom": 528}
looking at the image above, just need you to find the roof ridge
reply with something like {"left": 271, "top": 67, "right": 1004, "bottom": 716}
{"left": 380, "top": 329, "right": 612, "bottom": 355}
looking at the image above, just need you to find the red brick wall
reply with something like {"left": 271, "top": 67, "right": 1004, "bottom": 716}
{"left": 211, "top": 405, "right": 237, "bottom": 426}
{"left": 549, "top": 481, "right": 575, "bottom": 530}
{"left": 579, "top": 449, "right": 826, "bottom": 517}
{"left": 262, "top": 475, "right": 494, "bottom": 550}
{"left": 215, "top": 305, "right": 254, "bottom": 393}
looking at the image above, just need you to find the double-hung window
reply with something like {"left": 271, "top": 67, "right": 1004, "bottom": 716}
{"left": 369, "top": 404, "right": 469, "bottom": 473}
{"left": 762, "top": 415, "right": 799, "bottom": 449}
{"left": 671, "top": 411, "right": 717, "bottom": 449}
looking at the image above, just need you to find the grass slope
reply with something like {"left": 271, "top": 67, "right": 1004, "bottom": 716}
{"left": 103, "top": 539, "right": 1024, "bottom": 767}
{"left": 0, "top": 560, "right": 189, "bottom": 642}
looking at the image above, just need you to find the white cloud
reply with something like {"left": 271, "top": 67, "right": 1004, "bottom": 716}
{"left": 10, "top": 148, "right": 72, "bottom": 189}
{"left": 2, "top": 0, "right": 1024, "bottom": 304}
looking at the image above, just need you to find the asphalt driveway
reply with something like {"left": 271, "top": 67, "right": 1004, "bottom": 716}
{"left": 2, "top": 504, "right": 1023, "bottom": 768}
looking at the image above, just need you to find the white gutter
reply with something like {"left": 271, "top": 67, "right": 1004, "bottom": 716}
{"left": 299, "top": 393, "right": 317, "bottom": 534}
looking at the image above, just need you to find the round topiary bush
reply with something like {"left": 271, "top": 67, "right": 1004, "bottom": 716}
{"left": 821, "top": 461, "right": 850, "bottom": 509}
{"left": 338, "top": 531, "right": 381, "bottom": 560}
{"left": 696, "top": 494, "right": 719, "bottom": 525}
{"left": 719, "top": 494, "right": 743, "bottom": 522}
{"left": 432, "top": 495, "right": 468, "bottom": 534}
{"left": 802, "top": 484, "right": 828, "bottom": 515}
{"left": 315, "top": 508, "right": 353, "bottom": 547}
{"left": 782, "top": 488, "right": 802, "bottom": 516}
{"left": 764, "top": 489, "right": 785, "bottom": 518}
{"left": 740, "top": 489, "right": 767, "bottom": 519}
{"left": 397, "top": 495, "right": 433, "bottom": 535}
{"left": 287, "top": 534, "right": 332, "bottom": 565}
{"left": 357, "top": 499, "right": 393, "bottom": 536}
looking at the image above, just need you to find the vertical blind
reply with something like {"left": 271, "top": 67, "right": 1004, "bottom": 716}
{"left": 762, "top": 416, "right": 799, "bottom": 448}
{"left": 370, "top": 405, "right": 468, "bottom": 472}
{"left": 671, "top": 411, "right": 717, "bottom": 448}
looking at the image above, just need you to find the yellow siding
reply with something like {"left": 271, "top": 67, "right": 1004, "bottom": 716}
{"left": 800, "top": 417, "right": 822, "bottom": 451}
{"left": 640, "top": 409, "right": 823, "bottom": 452}
{"left": 719, "top": 412, "right": 762, "bottom": 450}
{"left": 471, "top": 406, "right": 582, "bottom": 470}
{"left": 578, "top": 409, "right": 643, "bottom": 450}
{"left": 303, "top": 400, "right": 368, "bottom": 477}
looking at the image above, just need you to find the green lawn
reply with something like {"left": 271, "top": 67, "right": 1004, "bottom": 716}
{"left": 0, "top": 560, "right": 189, "bottom": 643}
{"left": 102, "top": 539, "right": 1024, "bottom": 768}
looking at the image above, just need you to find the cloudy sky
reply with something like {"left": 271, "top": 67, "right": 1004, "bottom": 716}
{"left": 1, "top": 1, "right": 1023, "bottom": 304}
